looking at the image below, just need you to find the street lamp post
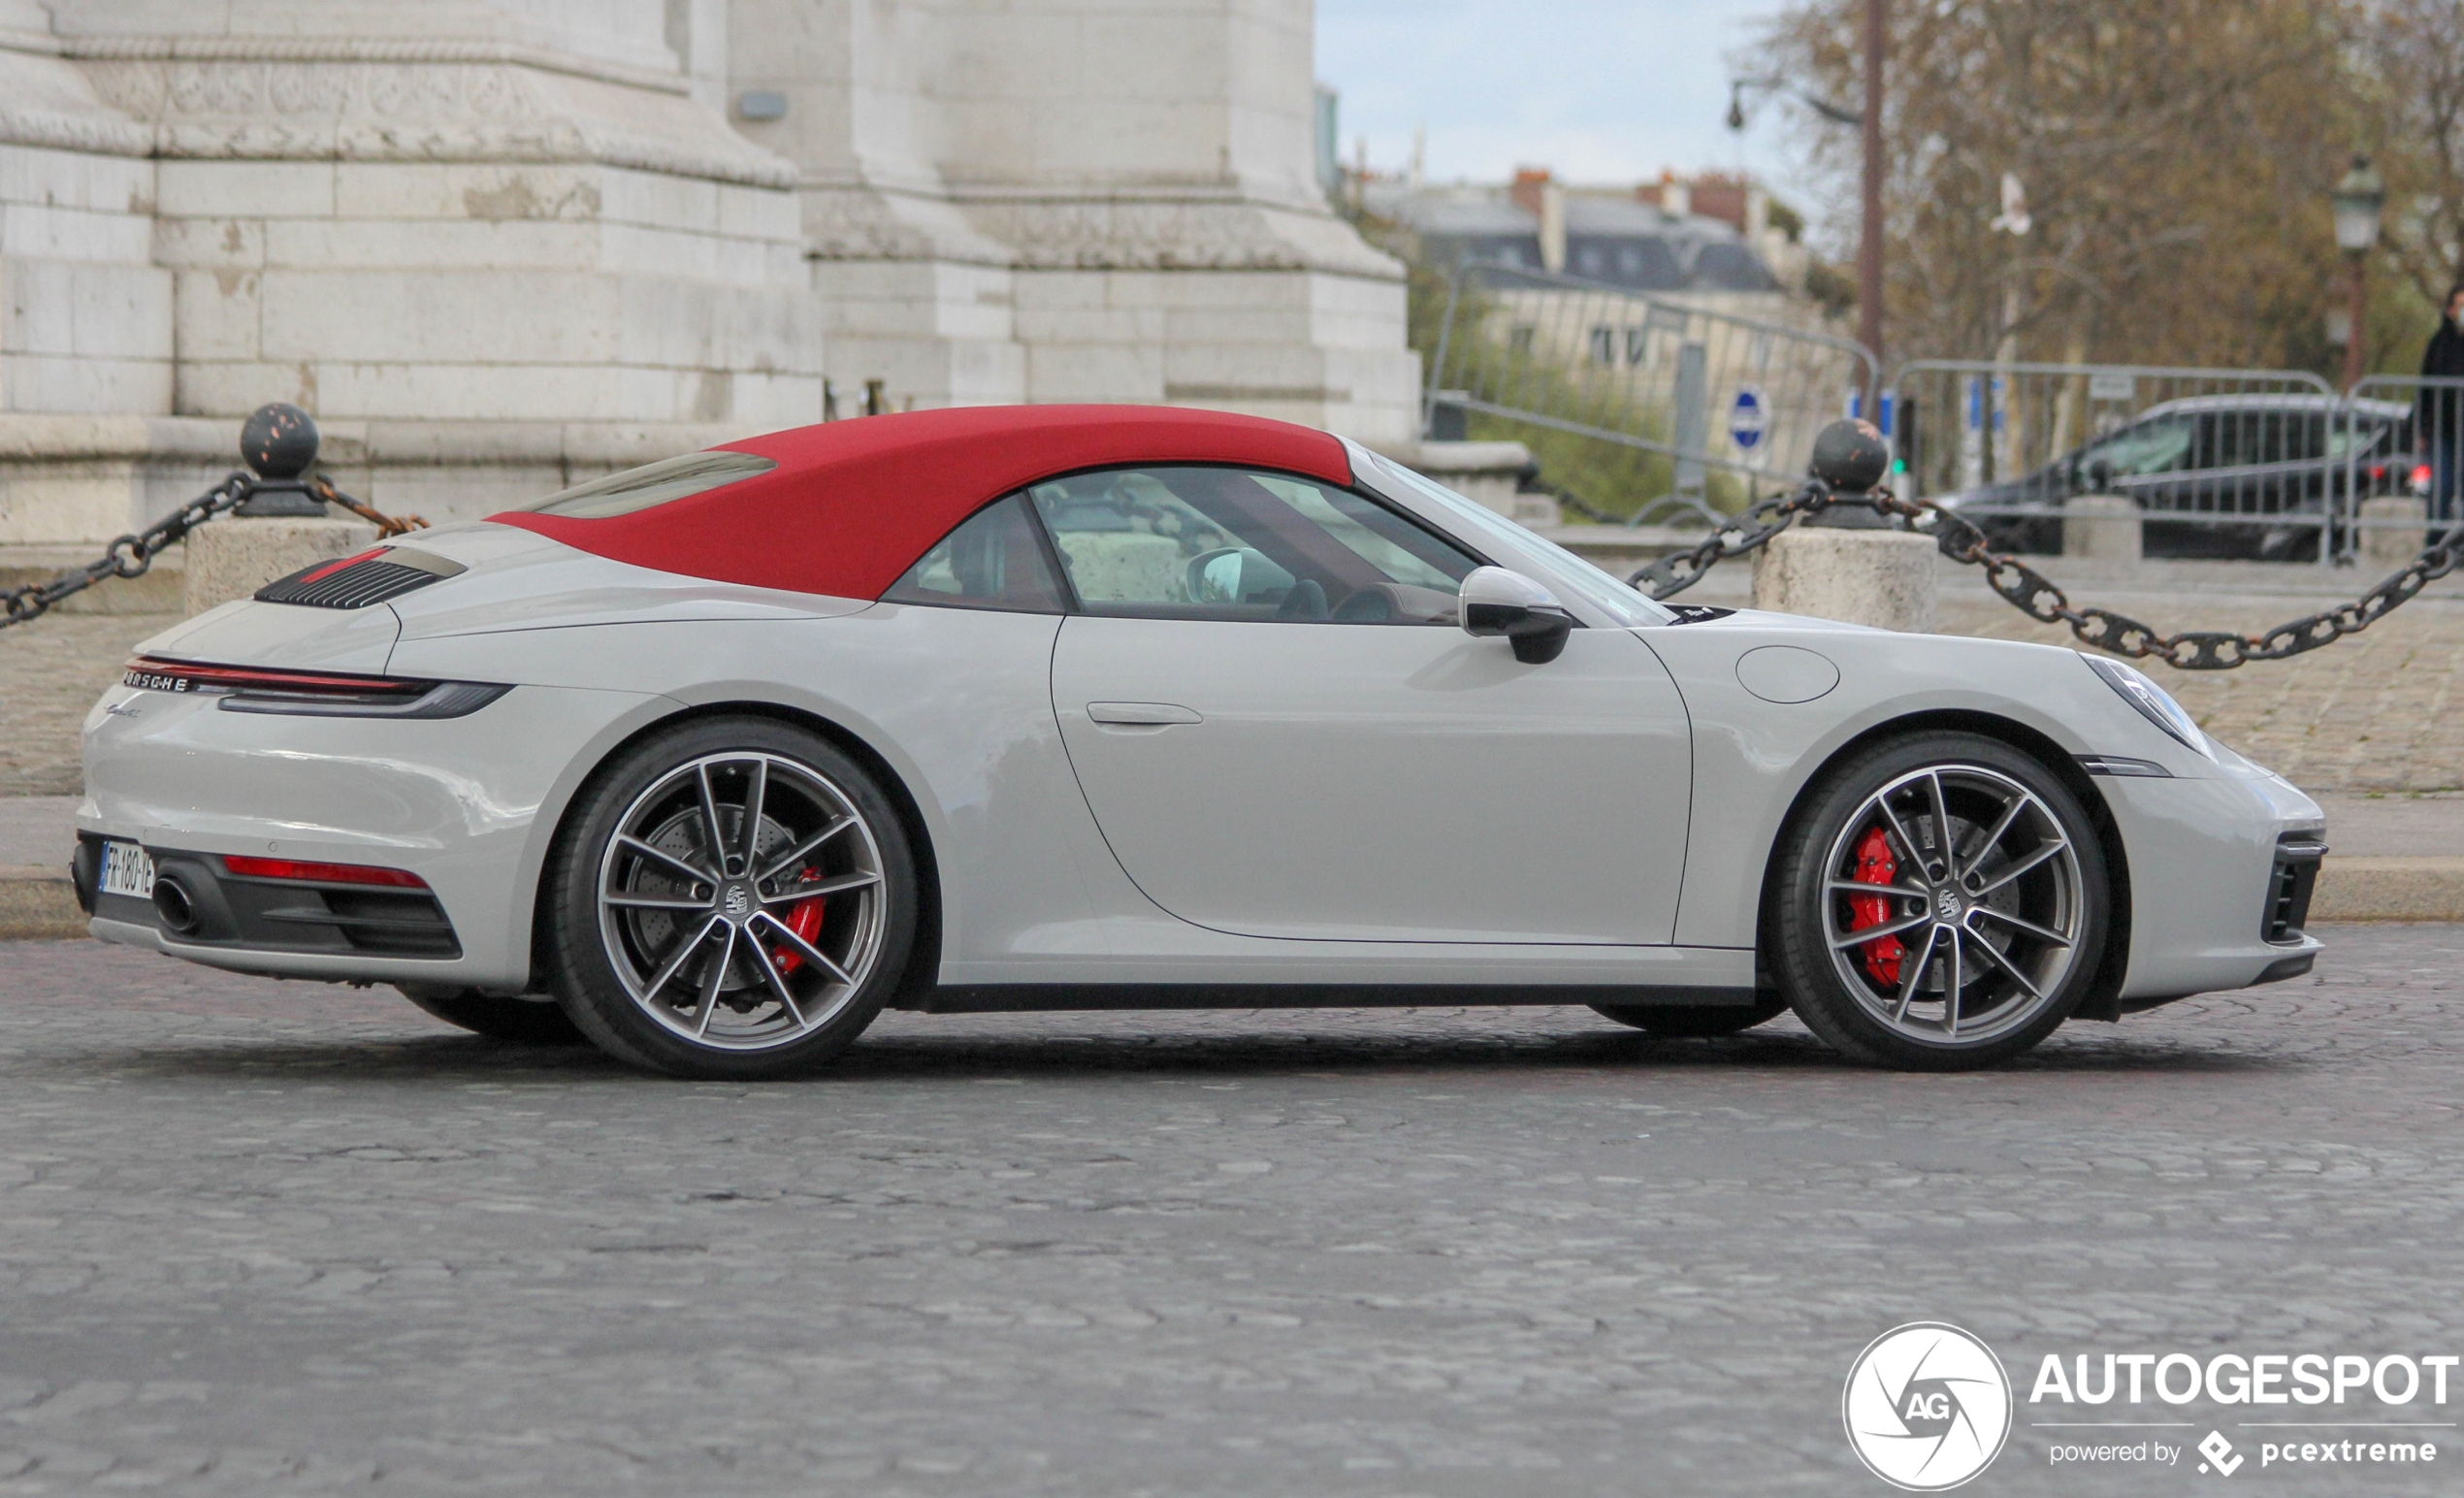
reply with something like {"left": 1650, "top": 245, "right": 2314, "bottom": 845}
{"left": 1858, "top": 0, "right": 1887, "bottom": 378}
{"left": 2331, "top": 153, "right": 2386, "bottom": 392}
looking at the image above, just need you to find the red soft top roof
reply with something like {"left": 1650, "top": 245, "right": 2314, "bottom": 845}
{"left": 489, "top": 404, "right": 1354, "bottom": 600}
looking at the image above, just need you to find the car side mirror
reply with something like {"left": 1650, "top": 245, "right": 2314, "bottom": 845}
{"left": 1459, "top": 566, "right": 1572, "bottom": 665}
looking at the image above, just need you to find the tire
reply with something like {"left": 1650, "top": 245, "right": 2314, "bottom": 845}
{"left": 539, "top": 717, "right": 917, "bottom": 1079}
{"left": 1768, "top": 732, "right": 2108, "bottom": 1070}
{"left": 1591, "top": 994, "right": 1787, "bottom": 1036}
{"left": 397, "top": 984, "right": 589, "bottom": 1045}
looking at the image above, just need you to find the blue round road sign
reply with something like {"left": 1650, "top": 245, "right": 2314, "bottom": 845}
{"left": 1731, "top": 387, "right": 1766, "bottom": 449}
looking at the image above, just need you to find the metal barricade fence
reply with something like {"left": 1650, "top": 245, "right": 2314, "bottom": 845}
{"left": 1422, "top": 263, "right": 1880, "bottom": 524}
{"left": 2338, "top": 374, "right": 2464, "bottom": 563}
{"left": 1887, "top": 361, "right": 2344, "bottom": 565}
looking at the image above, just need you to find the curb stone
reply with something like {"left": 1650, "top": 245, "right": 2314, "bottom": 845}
{"left": 2310, "top": 856, "right": 2464, "bottom": 923}
{"left": 0, "top": 865, "right": 84, "bottom": 940}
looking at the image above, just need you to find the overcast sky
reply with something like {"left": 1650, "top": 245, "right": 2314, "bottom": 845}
{"left": 1315, "top": 0, "right": 1821, "bottom": 210}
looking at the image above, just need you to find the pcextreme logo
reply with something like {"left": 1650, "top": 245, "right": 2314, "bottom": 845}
{"left": 1844, "top": 1322, "right": 2014, "bottom": 1491}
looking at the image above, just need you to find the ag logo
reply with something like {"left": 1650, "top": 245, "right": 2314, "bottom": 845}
{"left": 1843, "top": 1322, "right": 2012, "bottom": 1490}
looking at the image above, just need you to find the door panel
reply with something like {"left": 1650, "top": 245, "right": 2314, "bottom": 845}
{"left": 1052, "top": 617, "right": 1692, "bottom": 944}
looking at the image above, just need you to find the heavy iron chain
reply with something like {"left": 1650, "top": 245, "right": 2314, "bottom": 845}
{"left": 1631, "top": 480, "right": 2464, "bottom": 670}
{"left": 0, "top": 472, "right": 426, "bottom": 634}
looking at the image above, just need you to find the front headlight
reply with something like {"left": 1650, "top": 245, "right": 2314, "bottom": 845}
{"left": 2081, "top": 653, "right": 2214, "bottom": 760}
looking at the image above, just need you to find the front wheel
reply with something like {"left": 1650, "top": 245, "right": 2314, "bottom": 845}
{"left": 1768, "top": 733, "right": 2108, "bottom": 1070}
{"left": 539, "top": 718, "right": 917, "bottom": 1079}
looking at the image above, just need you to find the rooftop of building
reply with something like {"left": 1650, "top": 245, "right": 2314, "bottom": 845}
{"left": 1363, "top": 172, "right": 1784, "bottom": 294}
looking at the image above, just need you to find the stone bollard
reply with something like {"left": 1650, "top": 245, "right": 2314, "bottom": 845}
{"left": 1751, "top": 526, "right": 1938, "bottom": 633}
{"left": 2358, "top": 494, "right": 2428, "bottom": 570}
{"left": 2062, "top": 494, "right": 2142, "bottom": 562}
{"left": 182, "top": 516, "right": 377, "bottom": 616}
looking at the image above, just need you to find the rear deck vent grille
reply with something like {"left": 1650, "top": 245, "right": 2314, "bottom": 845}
{"left": 255, "top": 547, "right": 465, "bottom": 608}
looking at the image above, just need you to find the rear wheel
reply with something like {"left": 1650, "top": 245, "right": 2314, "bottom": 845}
{"left": 397, "top": 985, "right": 587, "bottom": 1045}
{"left": 1769, "top": 733, "right": 2107, "bottom": 1070}
{"left": 540, "top": 718, "right": 916, "bottom": 1079}
{"left": 1590, "top": 995, "right": 1786, "bottom": 1036}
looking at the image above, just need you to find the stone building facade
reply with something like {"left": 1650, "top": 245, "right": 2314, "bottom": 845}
{"left": 0, "top": 0, "right": 1416, "bottom": 538}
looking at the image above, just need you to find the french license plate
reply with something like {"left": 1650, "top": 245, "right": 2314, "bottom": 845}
{"left": 99, "top": 840, "right": 155, "bottom": 899}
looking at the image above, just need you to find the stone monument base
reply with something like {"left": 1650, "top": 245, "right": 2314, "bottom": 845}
{"left": 1751, "top": 527, "right": 1938, "bottom": 633}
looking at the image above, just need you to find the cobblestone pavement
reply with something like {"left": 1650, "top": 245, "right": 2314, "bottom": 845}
{"left": 0, "top": 927, "right": 2456, "bottom": 1495}
{"left": 1933, "top": 593, "right": 2464, "bottom": 794}
{"left": 0, "top": 614, "right": 173, "bottom": 798}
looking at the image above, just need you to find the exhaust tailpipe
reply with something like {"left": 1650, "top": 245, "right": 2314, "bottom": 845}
{"left": 152, "top": 875, "right": 199, "bottom": 934}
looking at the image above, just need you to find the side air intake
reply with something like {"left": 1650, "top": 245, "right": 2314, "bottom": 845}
{"left": 255, "top": 546, "right": 466, "bottom": 608}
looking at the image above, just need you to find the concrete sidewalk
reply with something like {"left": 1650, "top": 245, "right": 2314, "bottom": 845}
{"left": 6, "top": 791, "right": 2458, "bottom": 939}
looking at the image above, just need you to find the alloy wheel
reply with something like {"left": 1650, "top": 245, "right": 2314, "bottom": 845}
{"left": 594, "top": 751, "right": 888, "bottom": 1051}
{"left": 1821, "top": 763, "right": 2086, "bottom": 1048}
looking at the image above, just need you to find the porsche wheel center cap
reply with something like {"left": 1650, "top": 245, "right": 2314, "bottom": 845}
{"left": 1934, "top": 888, "right": 1964, "bottom": 923}
{"left": 721, "top": 883, "right": 756, "bottom": 921}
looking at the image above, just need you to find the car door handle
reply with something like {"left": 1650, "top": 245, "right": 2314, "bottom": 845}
{"left": 1086, "top": 701, "right": 1203, "bottom": 726}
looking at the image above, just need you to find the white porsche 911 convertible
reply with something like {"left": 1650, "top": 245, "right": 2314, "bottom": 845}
{"left": 74, "top": 407, "right": 2325, "bottom": 1077}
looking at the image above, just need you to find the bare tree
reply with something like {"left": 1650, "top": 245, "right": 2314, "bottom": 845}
{"left": 1747, "top": 0, "right": 2357, "bottom": 371}
{"left": 2363, "top": 0, "right": 2464, "bottom": 312}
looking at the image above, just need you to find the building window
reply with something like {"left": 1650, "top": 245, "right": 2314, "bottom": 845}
{"left": 1508, "top": 325, "right": 1537, "bottom": 355}
{"left": 1576, "top": 244, "right": 1605, "bottom": 277}
{"left": 1625, "top": 328, "right": 1650, "bottom": 367}
{"left": 1589, "top": 326, "right": 1616, "bottom": 364}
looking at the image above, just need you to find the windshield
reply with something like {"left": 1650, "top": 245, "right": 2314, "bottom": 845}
{"left": 1348, "top": 445, "right": 1671, "bottom": 626}
{"left": 2077, "top": 414, "right": 2194, "bottom": 477}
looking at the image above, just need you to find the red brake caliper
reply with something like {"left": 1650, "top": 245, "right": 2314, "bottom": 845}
{"left": 1847, "top": 826, "right": 1904, "bottom": 987}
{"left": 769, "top": 866, "right": 826, "bottom": 975}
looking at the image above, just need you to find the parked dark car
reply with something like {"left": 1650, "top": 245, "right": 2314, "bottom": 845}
{"left": 1932, "top": 395, "right": 2420, "bottom": 560}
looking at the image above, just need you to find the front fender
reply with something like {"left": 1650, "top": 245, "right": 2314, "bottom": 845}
{"left": 1637, "top": 622, "right": 2216, "bottom": 951}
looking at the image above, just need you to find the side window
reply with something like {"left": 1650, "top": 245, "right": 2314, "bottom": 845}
{"left": 880, "top": 495, "right": 1068, "bottom": 613}
{"left": 2199, "top": 410, "right": 2290, "bottom": 469}
{"left": 1025, "top": 467, "right": 1480, "bottom": 624}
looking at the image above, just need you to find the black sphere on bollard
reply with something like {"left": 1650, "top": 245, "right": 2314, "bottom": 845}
{"left": 241, "top": 403, "right": 319, "bottom": 480}
{"left": 1808, "top": 417, "right": 1889, "bottom": 494}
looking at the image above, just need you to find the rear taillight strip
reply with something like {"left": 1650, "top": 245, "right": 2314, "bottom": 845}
{"left": 121, "top": 658, "right": 510, "bottom": 720}
{"left": 125, "top": 657, "right": 427, "bottom": 697}
{"left": 218, "top": 679, "right": 512, "bottom": 720}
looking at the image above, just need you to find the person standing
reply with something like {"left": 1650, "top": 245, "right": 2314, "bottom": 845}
{"left": 2416, "top": 280, "right": 2464, "bottom": 539}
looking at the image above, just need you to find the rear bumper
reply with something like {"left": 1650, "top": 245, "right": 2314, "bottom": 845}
{"left": 80, "top": 677, "right": 671, "bottom": 988}
{"left": 80, "top": 833, "right": 461, "bottom": 960}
